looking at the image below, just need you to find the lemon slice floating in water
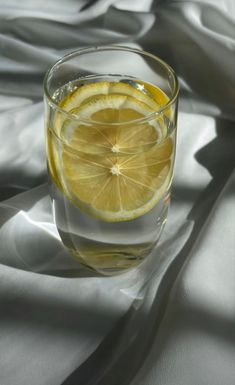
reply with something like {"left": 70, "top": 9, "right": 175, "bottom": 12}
{"left": 49, "top": 80, "right": 174, "bottom": 222}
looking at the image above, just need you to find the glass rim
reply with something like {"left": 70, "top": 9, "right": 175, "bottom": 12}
{"left": 43, "top": 45, "right": 179, "bottom": 126}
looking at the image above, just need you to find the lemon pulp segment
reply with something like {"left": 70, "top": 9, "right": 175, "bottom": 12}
{"left": 48, "top": 79, "right": 174, "bottom": 221}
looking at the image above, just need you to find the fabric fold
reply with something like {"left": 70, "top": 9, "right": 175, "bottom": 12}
{"left": 0, "top": 1, "right": 234, "bottom": 384}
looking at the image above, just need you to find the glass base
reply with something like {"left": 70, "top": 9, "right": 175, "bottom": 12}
{"left": 51, "top": 182, "right": 170, "bottom": 275}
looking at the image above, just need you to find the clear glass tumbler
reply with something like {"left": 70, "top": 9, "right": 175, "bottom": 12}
{"left": 44, "top": 46, "right": 179, "bottom": 275}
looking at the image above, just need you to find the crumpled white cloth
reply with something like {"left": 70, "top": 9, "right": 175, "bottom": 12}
{"left": 0, "top": 1, "right": 235, "bottom": 385}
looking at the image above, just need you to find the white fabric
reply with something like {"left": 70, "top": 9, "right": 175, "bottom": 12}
{"left": 0, "top": 1, "right": 235, "bottom": 384}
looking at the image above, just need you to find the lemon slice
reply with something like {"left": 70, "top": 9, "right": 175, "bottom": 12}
{"left": 48, "top": 81, "right": 173, "bottom": 222}
{"left": 61, "top": 93, "right": 163, "bottom": 154}
{"left": 62, "top": 138, "right": 173, "bottom": 222}
{"left": 60, "top": 81, "right": 162, "bottom": 112}
{"left": 54, "top": 80, "right": 167, "bottom": 138}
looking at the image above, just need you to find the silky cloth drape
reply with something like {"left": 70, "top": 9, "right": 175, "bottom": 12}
{"left": 0, "top": 1, "right": 235, "bottom": 384}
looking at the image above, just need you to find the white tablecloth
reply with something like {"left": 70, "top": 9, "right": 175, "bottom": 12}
{"left": 0, "top": 1, "right": 235, "bottom": 384}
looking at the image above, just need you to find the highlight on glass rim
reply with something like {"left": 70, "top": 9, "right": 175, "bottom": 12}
{"left": 44, "top": 45, "right": 179, "bottom": 275}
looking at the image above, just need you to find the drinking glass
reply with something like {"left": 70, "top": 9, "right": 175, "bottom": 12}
{"left": 44, "top": 46, "right": 179, "bottom": 275}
